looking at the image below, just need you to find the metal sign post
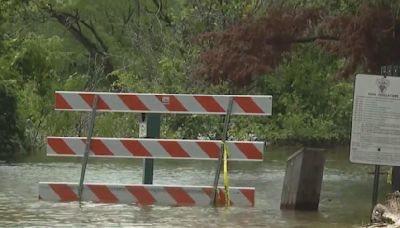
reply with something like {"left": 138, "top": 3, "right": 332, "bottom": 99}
{"left": 371, "top": 165, "right": 380, "bottom": 209}
{"left": 371, "top": 66, "right": 400, "bottom": 210}
{"left": 78, "top": 94, "right": 98, "bottom": 205}
{"left": 140, "top": 113, "right": 161, "bottom": 184}
{"left": 383, "top": 65, "right": 400, "bottom": 192}
{"left": 351, "top": 66, "right": 400, "bottom": 217}
{"left": 370, "top": 67, "right": 388, "bottom": 210}
{"left": 211, "top": 97, "right": 234, "bottom": 206}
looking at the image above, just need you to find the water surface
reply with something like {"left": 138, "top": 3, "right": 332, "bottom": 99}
{"left": 0, "top": 146, "right": 389, "bottom": 227}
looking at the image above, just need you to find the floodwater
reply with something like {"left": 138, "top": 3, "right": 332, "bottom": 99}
{"left": 0, "top": 146, "right": 391, "bottom": 227}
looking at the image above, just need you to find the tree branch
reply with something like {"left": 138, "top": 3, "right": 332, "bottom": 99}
{"left": 85, "top": 19, "right": 108, "bottom": 52}
{"left": 47, "top": 10, "right": 100, "bottom": 56}
{"left": 43, "top": 5, "right": 103, "bottom": 56}
{"left": 295, "top": 35, "right": 339, "bottom": 43}
{"left": 151, "top": 0, "right": 172, "bottom": 26}
{"left": 118, "top": 4, "right": 135, "bottom": 41}
{"left": 43, "top": 4, "right": 114, "bottom": 83}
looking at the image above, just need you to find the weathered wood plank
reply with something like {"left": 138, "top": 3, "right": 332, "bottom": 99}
{"left": 280, "top": 147, "right": 325, "bottom": 210}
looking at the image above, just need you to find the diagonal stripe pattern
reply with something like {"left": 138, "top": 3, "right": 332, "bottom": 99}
{"left": 55, "top": 91, "right": 272, "bottom": 116}
{"left": 40, "top": 91, "right": 273, "bottom": 207}
{"left": 39, "top": 182, "right": 255, "bottom": 207}
{"left": 47, "top": 137, "right": 265, "bottom": 161}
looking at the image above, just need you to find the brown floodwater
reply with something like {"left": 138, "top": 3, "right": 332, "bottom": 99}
{"left": 0, "top": 146, "right": 391, "bottom": 227}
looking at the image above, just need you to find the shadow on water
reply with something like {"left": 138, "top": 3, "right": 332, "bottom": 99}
{"left": 0, "top": 145, "right": 393, "bottom": 227}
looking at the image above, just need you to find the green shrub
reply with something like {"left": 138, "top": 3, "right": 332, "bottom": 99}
{"left": 0, "top": 82, "right": 24, "bottom": 161}
{"left": 253, "top": 45, "right": 353, "bottom": 144}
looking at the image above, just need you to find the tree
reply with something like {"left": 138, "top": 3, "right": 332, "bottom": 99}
{"left": 197, "top": 2, "right": 400, "bottom": 85}
{"left": 1, "top": 0, "right": 388, "bottom": 151}
{"left": 0, "top": 83, "right": 24, "bottom": 162}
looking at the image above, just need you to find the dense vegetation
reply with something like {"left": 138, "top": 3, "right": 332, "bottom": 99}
{"left": 0, "top": 0, "right": 399, "bottom": 160}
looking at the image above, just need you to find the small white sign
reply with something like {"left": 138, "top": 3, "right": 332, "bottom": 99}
{"left": 139, "top": 122, "right": 147, "bottom": 138}
{"left": 139, "top": 117, "right": 147, "bottom": 138}
{"left": 161, "top": 96, "right": 170, "bottom": 105}
{"left": 350, "top": 74, "right": 400, "bottom": 166}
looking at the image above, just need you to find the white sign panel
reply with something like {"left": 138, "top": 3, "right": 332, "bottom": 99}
{"left": 139, "top": 119, "right": 147, "bottom": 138}
{"left": 350, "top": 74, "right": 400, "bottom": 166}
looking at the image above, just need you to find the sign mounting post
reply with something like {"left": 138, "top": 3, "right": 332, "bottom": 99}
{"left": 140, "top": 113, "right": 161, "bottom": 184}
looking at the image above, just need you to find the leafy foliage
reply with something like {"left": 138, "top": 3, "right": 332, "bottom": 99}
{"left": 197, "top": 7, "right": 325, "bottom": 85}
{"left": 323, "top": 3, "right": 400, "bottom": 77}
{"left": 198, "top": 1, "right": 400, "bottom": 85}
{"left": 1, "top": 0, "right": 396, "bottom": 160}
{"left": 255, "top": 46, "right": 353, "bottom": 144}
{"left": 0, "top": 83, "right": 24, "bottom": 161}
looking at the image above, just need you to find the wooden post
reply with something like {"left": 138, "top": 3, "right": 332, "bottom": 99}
{"left": 280, "top": 147, "right": 325, "bottom": 210}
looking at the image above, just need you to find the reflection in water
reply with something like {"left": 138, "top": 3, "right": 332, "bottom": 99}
{"left": 0, "top": 146, "right": 390, "bottom": 227}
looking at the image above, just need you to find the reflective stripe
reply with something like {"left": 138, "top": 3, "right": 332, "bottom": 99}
{"left": 55, "top": 92, "right": 272, "bottom": 115}
{"left": 39, "top": 183, "right": 255, "bottom": 207}
{"left": 47, "top": 137, "right": 264, "bottom": 161}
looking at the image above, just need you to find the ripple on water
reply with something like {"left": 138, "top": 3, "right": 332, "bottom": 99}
{"left": 0, "top": 148, "right": 375, "bottom": 227}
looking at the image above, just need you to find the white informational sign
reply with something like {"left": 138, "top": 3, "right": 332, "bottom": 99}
{"left": 350, "top": 74, "right": 400, "bottom": 166}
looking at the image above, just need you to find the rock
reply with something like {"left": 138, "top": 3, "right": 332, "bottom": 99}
{"left": 367, "top": 191, "right": 400, "bottom": 227}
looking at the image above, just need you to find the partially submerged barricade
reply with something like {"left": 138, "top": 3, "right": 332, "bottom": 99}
{"left": 39, "top": 91, "right": 272, "bottom": 207}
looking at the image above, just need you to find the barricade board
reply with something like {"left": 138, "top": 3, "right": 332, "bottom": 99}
{"left": 39, "top": 182, "right": 255, "bottom": 207}
{"left": 55, "top": 91, "right": 272, "bottom": 116}
{"left": 350, "top": 74, "right": 400, "bottom": 166}
{"left": 47, "top": 137, "right": 265, "bottom": 161}
{"left": 39, "top": 91, "right": 272, "bottom": 207}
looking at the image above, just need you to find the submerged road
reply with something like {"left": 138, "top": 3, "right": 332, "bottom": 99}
{"left": 0, "top": 146, "right": 381, "bottom": 227}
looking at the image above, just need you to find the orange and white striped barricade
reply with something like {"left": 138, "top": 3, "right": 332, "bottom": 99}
{"left": 54, "top": 91, "right": 272, "bottom": 115}
{"left": 39, "top": 183, "right": 255, "bottom": 207}
{"left": 47, "top": 137, "right": 264, "bottom": 161}
{"left": 39, "top": 91, "right": 272, "bottom": 207}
